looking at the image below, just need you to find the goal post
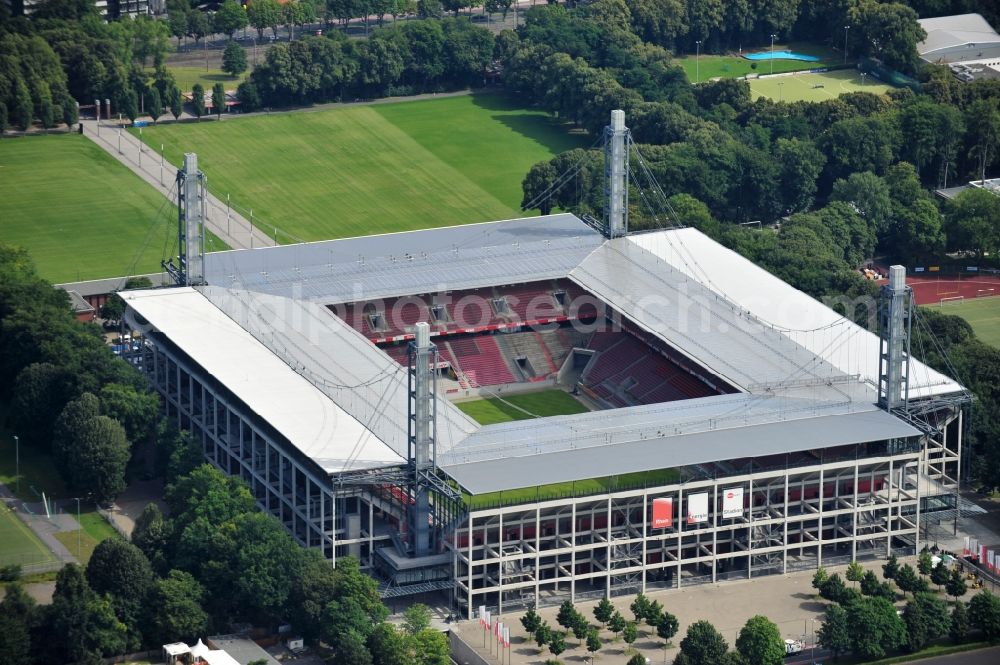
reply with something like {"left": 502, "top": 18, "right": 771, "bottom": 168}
{"left": 976, "top": 288, "right": 995, "bottom": 298}
{"left": 939, "top": 296, "right": 964, "bottom": 306}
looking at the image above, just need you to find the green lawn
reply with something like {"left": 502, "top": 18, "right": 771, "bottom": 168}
{"left": 0, "top": 503, "right": 57, "bottom": 568}
{"left": 750, "top": 69, "right": 894, "bottom": 102}
{"left": 131, "top": 92, "right": 586, "bottom": 242}
{"left": 166, "top": 66, "right": 248, "bottom": 94}
{"left": 0, "top": 134, "right": 227, "bottom": 283}
{"left": 931, "top": 296, "right": 1000, "bottom": 347}
{"left": 465, "top": 468, "right": 682, "bottom": 510}
{"left": 677, "top": 42, "right": 837, "bottom": 81}
{"left": 456, "top": 389, "right": 589, "bottom": 425}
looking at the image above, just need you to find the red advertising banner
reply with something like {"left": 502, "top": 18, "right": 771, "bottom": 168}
{"left": 652, "top": 497, "right": 673, "bottom": 529}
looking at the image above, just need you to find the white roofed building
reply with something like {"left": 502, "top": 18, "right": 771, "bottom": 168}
{"left": 917, "top": 13, "right": 1000, "bottom": 80}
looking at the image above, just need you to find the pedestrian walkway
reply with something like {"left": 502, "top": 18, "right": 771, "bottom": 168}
{"left": 0, "top": 483, "right": 77, "bottom": 572}
{"left": 80, "top": 120, "right": 275, "bottom": 251}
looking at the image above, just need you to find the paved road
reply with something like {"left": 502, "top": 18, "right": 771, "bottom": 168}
{"left": 80, "top": 119, "right": 275, "bottom": 251}
{"left": 912, "top": 646, "right": 1000, "bottom": 663}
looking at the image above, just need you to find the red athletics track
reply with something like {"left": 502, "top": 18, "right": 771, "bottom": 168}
{"left": 876, "top": 274, "right": 1000, "bottom": 305}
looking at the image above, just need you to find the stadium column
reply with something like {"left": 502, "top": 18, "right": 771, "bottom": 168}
{"left": 851, "top": 461, "right": 859, "bottom": 561}
{"left": 570, "top": 501, "right": 577, "bottom": 603}
{"left": 641, "top": 488, "right": 648, "bottom": 594}
{"left": 955, "top": 410, "right": 963, "bottom": 536}
{"left": 498, "top": 510, "right": 504, "bottom": 615}
{"left": 533, "top": 506, "right": 541, "bottom": 610}
{"left": 677, "top": 486, "right": 684, "bottom": 588}
{"left": 467, "top": 516, "right": 474, "bottom": 620}
{"left": 816, "top": 468, "right": 824, "bottom": 569}
{"left": 605, "top": 497, "right": 613, "bottom": 598}
{"left": 782, "top": 473, "right": 790, "bottom": 575}
{"left": 711, "top": 484, "right": 718, "bottom": 584}
{"left": 745, "top": 480, "right": 752, "bottom": 580}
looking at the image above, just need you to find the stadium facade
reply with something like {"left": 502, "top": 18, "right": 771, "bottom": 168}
{"left": 123, "top": 123, "right": 967, "bottom": 618}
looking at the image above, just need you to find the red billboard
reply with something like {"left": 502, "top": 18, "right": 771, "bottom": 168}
{"left": 652, "top": 497, "right": 673, "bottom": 529}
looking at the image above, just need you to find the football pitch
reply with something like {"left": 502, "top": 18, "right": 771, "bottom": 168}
{"left": 133, "top": 93, "right": 587, "bottom": 242}
{"left": 677, "top": 43, "right": 836, "bottom": 81}
{"left": 0, "top": 503, "right": 57, "bottom": 568}
{"left": 750, "top": 69, "right": 894, "bottom": 102}
{"left": 932, "top": 297, "right": 1000, "bottom": 348}
{"left": 0, "top": 134, "right": 225, "bottom": 284}
{"left": 456, "top": 389, "right": 589, "bottom": 425}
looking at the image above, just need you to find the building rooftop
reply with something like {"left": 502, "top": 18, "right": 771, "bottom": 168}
{"left": 124, "top": 214, "right": 965, "bottom": 494}
{"left": 917, "top": 13, "right": 1000, "bottom": 62}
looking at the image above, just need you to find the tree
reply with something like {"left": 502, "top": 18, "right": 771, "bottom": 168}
{"left": 627, "top": 655, "right": 647, "bottom": 665}
{"left": 248, "top": 0, "right": 283, "bottom": 39}
{"left": 0, "top": 613, "right": 31, "bottom": 665}
{"left": 191, "top": 83, "right": 206, "bottom": 120}
{"left": 847, "top": 561, "right": 864, "bottom": 587}
{"left": 946, "top": 188, "right": 1000, "bottom": 261}
{"left": 736, "top": 615, "right": 783, "bottom": 665}
{"left": 895, "top": 564, "right": 927, "bottom": 597}
{"left": 237, "top": 81, "right": 261, "bottom": 112}
{"left": 521, "top": 160, "right": 558, "bottom": 216}
{"left": 775, "top": 137, "right": 825, "bottom": 214}
{"left": 45, "top": 564, "right": 127, "bottom": 663}
{"left": 99, "top": 383, "right": 158, "bottom": 444}
{"left": 918, "top": 549, "right": 934, "bottom": 577}
{"left": 946, "top": 568, "right": 968, "bottom": 600}
{"left": 622, "top": 621, "right": 638, "bottom": 649}
{"left": 817, "top": 603, "right": 851, "bottom": 659}
{"left": 14, "top": 79, "right": 32, "bottom": 129}
{"left": 969, "top": 591, "right": 1000, "bottom": 642}
{"left": 557, "top": 600, "right": 578, "bottom": 631}
{"left": 656, "top": 610, "right": 679, "bottom": 654}
{"left": 847, "top": 0, "right": 926, "bottom": 72}
{"left": 131, "top": 502, "right": 170, "bottom": 573}
{"left": 86, "top": 538, "right": 155, "bottom": 649}
{"left": 586, "top": 627, "right": 602, "bottom": 662}
{"left": 548, "top": 631, "right": 567, "bottom": 657}
{"left": 861, "top": 569, "right": 880, "bottom": 596}
{"left": 146, "top": 87, "right": 162, "bottom": 125}
{"left": 966, "top": 99, "right": 1000, "bottom": 184}
{"left": 168, "top": 85, "right": 183, "bottom": 120}
{"left": 212, "top": 82, "right": 226, "bottom": 119}
{"left": 883, "top": 553, "right": 900, "bottom": 580}
{"left": 846, "top": 596, "right": 907, "bottom": 660}
{"left": 906, "top": 592, "right": 950, "bottom": 652}
{"left": 403, "top": 603, "right": 432, "bottom": 634}
{"left": 222, "top": 41, "right": 249, "bottom": 77}
{"left": 931, "top": 561, "right": 951, "bottom": 590}
{"left": 950, "top": 601, "right": 969, "bottom": 644}
{"left": 121, "top": 88, "right": 139, "bottom": 122}
{"left": 630, "top": 593, "right": 651, "bottom": 625}
{"left": 147, "top": 570, "right": 208, "bottom": 647}
{"left": 609, "top": 610, "right": 627, "bottom": 637}
{"left": 411, "top": 628, "right": 449, "bottom": 665}
{"left": 369, "top": 622, "right": 410, "bottom": 665}
{"left": 187, "top": 10, "right": 211, "bottom": 46}
{"left": 12, "top": 361, "right": 78, "bottom": 450}
{"left": 0, "top": 101, "right": 8, "bottom": 133}
{"left": 572, "top": 613, "right": 589, "bottom": 645}
{"left": 169, "top": 4, "right": 191, "bottom": 43}
{"left": 521, "top": 606, "right": 542, "bottom": 634}
{"left": 534, "top": 622, "right": 552, "bottom": 650}
{"left": 812, "top": 567, "right": 829, "bottom": 592}
{"left": 679, "top": 620, "right": 728, "bottom": 665}
{"left": 594, "top": 597, "right": 614, "bottom": 627}
{"left": 215, "top": 0, "right": 249, "bottom": 39}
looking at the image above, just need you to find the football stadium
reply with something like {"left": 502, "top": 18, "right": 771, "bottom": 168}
{"left": 121, "top": 113, "right": 968, "bottom": 618}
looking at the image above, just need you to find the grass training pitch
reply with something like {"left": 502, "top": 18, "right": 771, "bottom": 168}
{"left": 455, "top": 389, "right": 589, "bottom": 425}
{"left": 677, "top": 43, "right": 836, "bottom": 81}
{"left": 133, "top": 93, "right": 587, "bottom": 242}
{"left": 932, "top": 296, "right": 1000, "bottom": 348}
{"left": 750, "top": 69, "right": 894, "bottom": 102}
{"left": 166, "top": 66, "right": 248, "bottom": 93}
{"left": 0, "top": 134, "right": 225, "bottom": 284}
{"left": 0, "top": 503, "right": 57, "bottom": 568}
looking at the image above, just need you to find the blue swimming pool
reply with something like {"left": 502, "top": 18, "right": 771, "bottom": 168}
{"left": 744, "top": 51, "right": 820, "bottom": 62}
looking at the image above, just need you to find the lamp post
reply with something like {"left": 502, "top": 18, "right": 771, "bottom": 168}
{"left": 770, "top": 34, "right": 777, "bottom": 75}
{"left": 73, "top": 497, "right": 81, "bottom": 559}
{"left": 844, "top": 25, "right": 850, "bottom": 65}
{"left": 118, "top": 129, "right": 121, "bottom": 154}
{"left": 160, "top": 144, "right": 164, "bottom": 186}
{"left": 861, "top": 72, "right": 867, "bottom": 86}
{"left": 95, "top": 99, "right": 100, "bottom": 136}
{"left": 13, "top": 435, "right": 19, "bottom": 496}
{"left": 778, "top": 81, "right": 784, "bottom": 102}
{"left": 138, "top": 126, "right": 142, "bottom": 167}
{"left": 695, "top": 40, "right": 702, "bottom": 83}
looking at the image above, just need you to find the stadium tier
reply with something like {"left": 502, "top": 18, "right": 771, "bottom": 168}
{"left": 124, "top": 212, "right": 968, "bottom": 614}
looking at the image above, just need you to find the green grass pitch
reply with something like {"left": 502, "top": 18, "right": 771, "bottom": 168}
{"left": 0, "top": 134, "right": 226, "bottom": 284}
{"left": 931, "top": 297, "right": 1000, "bottom": 348}
{"left": 455, "top": 389, "right": 590, "bottom": 425}
{"left": 749, "top": 69, "right": 894, "bottom": 102}
{"left": 676, "top": 43, "right": 837, "bottom": 81}
{"left": 132, "top": 93, "right": 587, "bottom": 242}
{"left": 165, "top": 66, "right": 248, "bottom": 94}
{"left": 464, "top": 469, "right": 682, "bottom": 510}
{"left": 0, "top": 503, "right": 57, "bottom": 567}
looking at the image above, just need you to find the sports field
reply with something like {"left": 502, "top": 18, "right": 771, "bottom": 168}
{"left": 0, "top": 503, "right": 58, "bottom": 568}
{"left": 456, "top": 389, "right": 590, "bottom": 425}
{"left": 132, "top": 93, "right": 587, "bottom": 241}
{"left": 677, "top": 43, "right": 836, "bottom": 81}
{"left": 932, "top": 296, "right": 1000, "bottom": 348}
{"left": 0, "top": 134, "right": 226, "bottom": 283}
{"left": 750, "top": 69, "right": 894, "bottom": 102}
{"left": 166, "top": 66, "right": 247, "bottom": 93}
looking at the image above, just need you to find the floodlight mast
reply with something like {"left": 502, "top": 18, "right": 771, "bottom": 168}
{"left": 605, "top": 109, "right": 629, "bottom": 238}
{"left": 408, "top": 322, "right": 437, "bottom": 557}
{"left": 164, "top": 153, "right": 207, "bottom": 286}
{"left": 878, "top": 265, "right": 911, "bottom": 413}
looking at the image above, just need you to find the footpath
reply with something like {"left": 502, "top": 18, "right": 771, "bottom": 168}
{"left": 80, "top": 119, "right": 275, "bottom": 251}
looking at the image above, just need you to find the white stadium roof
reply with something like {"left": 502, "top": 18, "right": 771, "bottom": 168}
{"left": 125, "top": 214, "right": 965, "bottom": 493}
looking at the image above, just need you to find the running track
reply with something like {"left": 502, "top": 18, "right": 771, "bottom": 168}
{"left": 878, "top": 274, "right": 1000, "bottom": 305}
